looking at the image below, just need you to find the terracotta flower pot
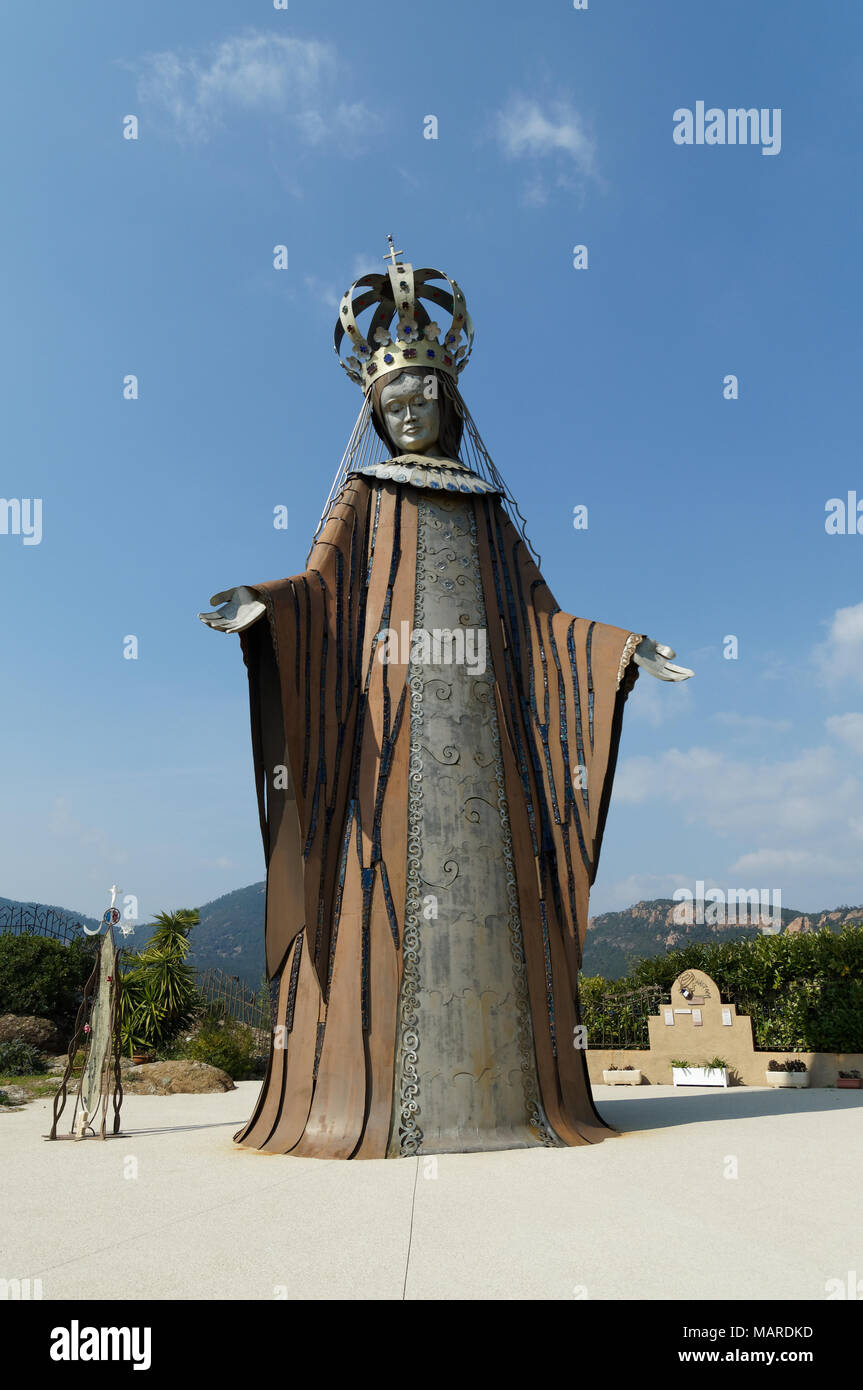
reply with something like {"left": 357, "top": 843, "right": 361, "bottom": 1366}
{"left": 837, "top": 1077, "right": 862, "bottom": 1089}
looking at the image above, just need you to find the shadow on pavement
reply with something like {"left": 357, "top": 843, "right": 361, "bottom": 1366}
{"left": 121, "top": 1120, "right": 249, "bottom": 1136}
{"left": 595, "top": 1087, "right": 863, "bottom": 1132}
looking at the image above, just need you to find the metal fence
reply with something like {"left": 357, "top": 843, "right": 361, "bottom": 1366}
{"left": 0, "top": 903, "right": 88, "bottom": 945}
{"left": 581, "top": 986, "right": 665, "bottom": 1050}
{"left": 196, "top": 967, "right": 271, "bottom": 1034}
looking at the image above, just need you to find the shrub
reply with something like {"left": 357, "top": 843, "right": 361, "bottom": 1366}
{"left": 0, "top": 934, "right": 97, "bottom": 1034}
{"left": 0, "top": 1040, "right": 48, "bottom": 1076}
{"left": 178, "top": 1012, "right": 262, "bottom": 1080}
{"left": 613, "top": 925, "right": 863, "bottom": 1052}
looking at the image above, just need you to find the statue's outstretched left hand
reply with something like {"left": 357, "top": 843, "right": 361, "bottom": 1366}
{"left": 632, "top": 637, "right": 693, "bottom": 681}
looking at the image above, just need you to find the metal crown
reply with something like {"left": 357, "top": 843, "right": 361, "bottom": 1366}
{"left": 334, "top": 236, "right": 474, "bottom": 392}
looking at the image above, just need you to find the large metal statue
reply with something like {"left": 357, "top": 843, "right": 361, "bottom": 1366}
{"left": 200, "top": 240, "right": 692, "bottom": 1158}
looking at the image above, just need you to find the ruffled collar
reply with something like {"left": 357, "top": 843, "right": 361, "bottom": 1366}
{"left": 347, "top": 453, "right": 499, "bottom": 496}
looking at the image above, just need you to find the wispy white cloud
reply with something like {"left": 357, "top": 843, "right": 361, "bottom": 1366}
{"left": 613, "top": 737, "right": 863, "bottom": 908}
{"left": 304, "top": 253, "right": 380, "bottom": 315}
{"left": 496, "top": 96, "right": 596, "bottom": 167}
{"left": 630, "top": 673, "right": 694, "bottom": 727}
{"left": 615, "top": 743, "right": 858, "bottom": 840}
{"left": 491, "top": 95, "right": 600, "bottom": 205}
{"left": 135, "top": 32, "right": 380, "bottom": 145}
{"left": 523, "top": 174, "right": 550, "bottom": 208}
{"left": 728, "top": 847, "right": 857, "bottom": 877}
{"left": 304, "top": 274, "right": 341, "bottom": 310}
{"left": 603, "top": 604, "right": 863, "bottom": 905}
{"left": 813, "top": 599, "right": 863, "bottom": 688}
{"left": 494, "top": 96, "right": 597, "bottom": 203}
{"left": 826, "top": 711, "right": 863, "bottom": 754}
{"left": 351, "top": 251, "right": 381, "bottom": 281}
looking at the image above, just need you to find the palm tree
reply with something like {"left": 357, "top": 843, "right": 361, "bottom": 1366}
{"left": 147, "top": 909, "right": 198, "bottom": 957}
{"left": 119, "top": 909, "right": 200, "bottom": 1055}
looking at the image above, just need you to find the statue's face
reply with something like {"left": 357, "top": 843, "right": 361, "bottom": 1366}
{"left": 379, "top": 371, "right": 440, "bottom": 455}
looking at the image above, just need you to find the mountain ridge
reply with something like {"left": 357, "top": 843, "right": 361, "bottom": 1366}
{"left": 2, "top": 886, "right": 860, "bottom": 984}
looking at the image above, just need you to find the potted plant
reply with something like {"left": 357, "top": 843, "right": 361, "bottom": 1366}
{"left": 837, "top": 1069, "right": 862, "bottom": 1090}
{"left": 765, "top": 1058, "right": 810, "bottom": 1088}
{"left": 672, "top": 1057, "right": 729, "bottom": 1087}
{"left": 601, "top": 1062, "right": 642, "bottom": 1086}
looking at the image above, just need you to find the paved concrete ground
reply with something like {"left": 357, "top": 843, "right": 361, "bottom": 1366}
{"left": 2, "top": 1084, "right": 861, "bottom": 1300}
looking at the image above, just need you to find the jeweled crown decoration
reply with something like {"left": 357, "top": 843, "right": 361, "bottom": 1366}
{"left": 334, "top": 235, "right": 474, "bottom": 392}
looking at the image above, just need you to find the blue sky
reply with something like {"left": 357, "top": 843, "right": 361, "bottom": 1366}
{"left": 2, "top": 0, "right": 862, "bottom": 926}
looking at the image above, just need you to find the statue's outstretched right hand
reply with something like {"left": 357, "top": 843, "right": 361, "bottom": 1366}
{"left": 198, "top": 586, "right": 267, "bottom": 633}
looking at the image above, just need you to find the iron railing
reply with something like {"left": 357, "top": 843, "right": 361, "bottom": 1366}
{"left": 0, "top": 903, "right": 89, "bottom": 945}
{"left": 196, "top": 967, "right": 271, "bottom": 1034}
{"left": 581, "top": 985, "right": 666, "bottom": 1050}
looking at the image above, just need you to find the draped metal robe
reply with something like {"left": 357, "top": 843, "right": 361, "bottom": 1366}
{"left": 235, "top": 475, "right": 641, "bottom": 1157}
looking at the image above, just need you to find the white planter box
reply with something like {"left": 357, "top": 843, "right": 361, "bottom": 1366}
{"left": 602, "top": 1069, "right": 641, "bottom": 1086}
{"left": 765, "top": 1071, "right": 810, "bottom": 1088}
{"left": 672, "top": 1067, "right": 728, "bottom": 1088}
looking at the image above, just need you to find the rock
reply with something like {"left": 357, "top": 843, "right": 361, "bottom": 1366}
{"left": 122, "top": 1060, "right": 235, "bottom": 1094}
{"left": 0, "top": 1085, "right": 29, "bottom": 1104}
{"left": 0, "top": 1015, "right": 62, "bottom": 1051}
{"left": 786, "top": 915, "right": 811, "bottom": 935}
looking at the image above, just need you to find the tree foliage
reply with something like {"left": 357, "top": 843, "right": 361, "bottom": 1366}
{"left": 580, "top": 924, "right": 863, "bottom": 1052}
{"left": 0, "top": 933, "right": 97, "bottom": 1033}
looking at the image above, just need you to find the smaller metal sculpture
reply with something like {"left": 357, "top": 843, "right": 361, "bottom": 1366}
{"left": 48, "top": 888, "right": 124, "bottom": 1141}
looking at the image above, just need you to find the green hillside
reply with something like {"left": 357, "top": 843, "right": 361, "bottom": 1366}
{"left": 2, "top": 886, "right": 860, "bottom": 989}
{"left": 186, "top": 882, "right": 266, "bottom": 985}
